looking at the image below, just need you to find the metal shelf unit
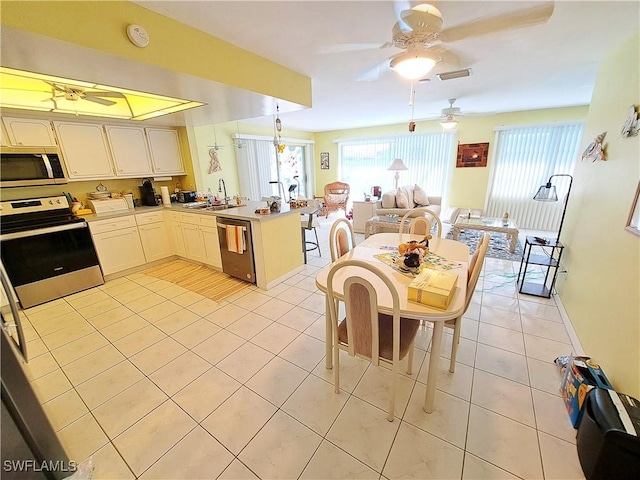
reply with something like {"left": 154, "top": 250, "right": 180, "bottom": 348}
{"left": 517, "top": 236, "right": 565, "bottom": 298}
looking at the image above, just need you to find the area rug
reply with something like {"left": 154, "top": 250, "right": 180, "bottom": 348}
{"left": 142, "top": 260, "right": 251, "bottom": 302}
{"left": 445, "top": 229, "right": 523, "bottom": 261}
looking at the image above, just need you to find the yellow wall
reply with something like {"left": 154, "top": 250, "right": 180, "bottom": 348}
{"left": 258, "top": 214, "right": 303, "bottom": 284}
{"left": 188, "top": 121, "right": 314, "bottom": 197}
{"left": 0, "top": 1, "right": 311, "bottom": 107}
{"left": 312, "top": 107, "right": 588, "bottom": 208}
{"left": 559, "top": 30, "right": 640, "bottom": 396}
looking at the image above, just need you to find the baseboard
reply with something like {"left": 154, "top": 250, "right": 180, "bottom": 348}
{"left": 554, "top": 293, "right": 586, "bottom": 356}
{"left": 265, "top": 265, "right": 304, "bottom": 291}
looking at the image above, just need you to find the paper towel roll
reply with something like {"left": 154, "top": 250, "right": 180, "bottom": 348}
{"left": 160, "top": 186, "right": 171, "bottom": 206}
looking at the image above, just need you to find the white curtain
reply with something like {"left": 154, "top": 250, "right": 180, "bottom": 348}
{"left": 236, "top": 138, "right": 276, "bottom": 201}
{"left": 485, "top": 122, "right": 584, "bottom": 230}
{"left": 338, "top": 132, "right": 456, "bottom": 205}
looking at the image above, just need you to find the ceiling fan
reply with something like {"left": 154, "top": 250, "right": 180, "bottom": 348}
{"left": 439, "top": 98, "right": 462, "bottom": 129}
{"left": 46, "top": 82, "right": 124, "bottom": 106}
{"left": 349, "top": 1, "right": 555, "bottom": 81}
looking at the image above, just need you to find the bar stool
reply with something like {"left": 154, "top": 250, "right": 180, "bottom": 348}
{"left": 301, "top": 211, "right": 321, "bottom": 263}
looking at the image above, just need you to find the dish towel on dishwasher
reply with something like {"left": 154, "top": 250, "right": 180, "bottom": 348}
{"left": 226, "top": 225, "right": 245, "bottom": 254}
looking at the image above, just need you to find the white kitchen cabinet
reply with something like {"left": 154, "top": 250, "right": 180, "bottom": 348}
{"left": 165, "top": 211, "right": 186, "bottom": 257}
{"left": 201, "top": 225, "right": 222, "bottom": 268}
{"left": 181, "top": 222, "right": 207, "bottom": 263}
{"left": 352, "top": 201, "right": 377, "bottom": 233}
{"left": 104, "top": 125, "right": 153, "bottom": 177}
{"left": 136, "top": 212, "right": 172, "bottom": 263}
{"left": 0, "top": 121, "right": 8, "bottom": 146}
{"left": 53, "top": 121, "right": 114, "bottom": 179}
{"left": 146, "top": 128, "right": 185, "bottom": 175}
{"left": 2, "top": 117, "right": 57, "bottom": 147}
{"left": 89, "top": 217, "right": 146, "bottom": 276}
{"left": 179, "top": 213, "right": 222, "bottom": 268}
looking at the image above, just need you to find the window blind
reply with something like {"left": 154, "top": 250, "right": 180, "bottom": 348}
{"left": 485, "top": 122, "right": 583, "bottom": 230}
{"left": 337, "top": 132, "right": 455, "bottom": 205}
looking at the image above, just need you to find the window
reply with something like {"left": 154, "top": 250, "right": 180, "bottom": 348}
{"left": 337, "top": 132, "right": 456, "bottom": 204}
{"left": 485, "top": 122, "right": 584, "bottom": 230}
{"left": 235, "top": 136, "right": 314, "bottom": 202}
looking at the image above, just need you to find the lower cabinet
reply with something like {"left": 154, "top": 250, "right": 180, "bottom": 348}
{"left": 136, "top": 212, "right": 172, "bottom": 263}
{"left": 89, "top": 210, "right": 223, "bottom": 276}
{"left": 89, "top": 217, "right": 146, "bottom": 276}
{"left": 180, "top": 213, "right": 222, "bottom": 268}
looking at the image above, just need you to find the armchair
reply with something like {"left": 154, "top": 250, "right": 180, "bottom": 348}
{"left": 322, "top": 181, "right": 350, "bottom": 217}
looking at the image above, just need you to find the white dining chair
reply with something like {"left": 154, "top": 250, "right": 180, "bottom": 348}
{"left": 399, "top": 207, "right": 443, "bottom": 243}
{"left": 326, "top": 259, "right": 419, "bottom": 421}
{"left": 445, "top": 232, "right": 489, "bottom": 372}
{"left": 329, "top": 218, "right": 356, "bottom": 261}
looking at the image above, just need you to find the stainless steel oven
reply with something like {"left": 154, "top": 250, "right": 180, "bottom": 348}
{"left": 0, "top": 146, "right": 68, "bottom": 187}
{"left": 0, "top": 196, "right": 103, "bottom": 308}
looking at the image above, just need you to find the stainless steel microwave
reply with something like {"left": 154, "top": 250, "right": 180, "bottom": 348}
{"left": 0, "top": 147, "right": 68, "bottom": 187}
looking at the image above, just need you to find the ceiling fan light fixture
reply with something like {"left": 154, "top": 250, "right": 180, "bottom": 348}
{"left": 390, "top": 51, "right": 437, "bottom": 80}
{"left": 440, "top": 114, "right": 458, "bottom": 129}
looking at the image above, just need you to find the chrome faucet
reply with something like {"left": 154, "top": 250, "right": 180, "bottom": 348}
{"left": 218, "top": 178, "right": 228, "bottom": 204}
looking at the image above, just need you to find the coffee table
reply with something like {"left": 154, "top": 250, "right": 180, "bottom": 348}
{"left": 452, "top": 215, "right": 520, "bottom": 253}
{"left": 364, "top": 215, "right": 410, "bottom": 238}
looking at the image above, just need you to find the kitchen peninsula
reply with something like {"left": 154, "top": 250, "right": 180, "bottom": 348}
{"left": 85, "top": 201, "right": 305, "bottom": 290}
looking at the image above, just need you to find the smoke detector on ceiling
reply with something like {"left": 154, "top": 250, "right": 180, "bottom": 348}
{"left": 127, "top": 24, "right": 150, "bottom": 48}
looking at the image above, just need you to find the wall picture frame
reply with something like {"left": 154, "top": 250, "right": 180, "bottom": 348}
{"left": 456, "top": 142, "right": 489, "bottom": 168}
{"left": 320, "top": 152, "right": 330, "bottom": 169}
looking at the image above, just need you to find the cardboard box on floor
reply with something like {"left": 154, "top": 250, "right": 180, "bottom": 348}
{"left": 561, "top": 356, "right": 613, "bottom": 428}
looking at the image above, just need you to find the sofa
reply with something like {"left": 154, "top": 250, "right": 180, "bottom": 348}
{"left": 375, "top": 185, "right": 442, "bottom": 217}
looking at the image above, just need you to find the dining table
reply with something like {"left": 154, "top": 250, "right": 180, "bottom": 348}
{"left": 315, "top": 232, "right": 469, "bottom": 413}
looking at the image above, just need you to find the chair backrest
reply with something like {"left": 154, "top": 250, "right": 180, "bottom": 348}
{"left": 466, "top": 233, "right": 490, "bottom": 308}
{"left": 326, "top": 259, "right": 402, "bottom": 364}
{"left": 329, "top": 218, "right": 356, "bottom": 261}
{"left": 399, "top": 207, "right": 443, "bottom": 243}
{"left": 323, "top": 181, "right": 350, "bottom": 210}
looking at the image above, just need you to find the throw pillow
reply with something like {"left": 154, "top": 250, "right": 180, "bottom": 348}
{"left": 396, "top": 186, "right": 412, "bottom": 209}
{"left": 381, "top": 191, "right": 396, "bottom": 208}
{"left": 413, "top": 184, "right": 430, "bottom": 206}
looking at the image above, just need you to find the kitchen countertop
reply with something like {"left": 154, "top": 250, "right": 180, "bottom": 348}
{"left": 80, "top": 200, "right": 317, "bottom": 223}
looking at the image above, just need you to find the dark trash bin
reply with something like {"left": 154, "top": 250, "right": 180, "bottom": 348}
{"left": 576, "top": 388, "right": 640, "bottom": 480}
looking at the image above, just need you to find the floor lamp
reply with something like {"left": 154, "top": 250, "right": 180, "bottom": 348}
{"left": 533, "top": 174, "right": 573, "bottom": 243}
{"left": 388, "top": 158, "right": 408, "bottom": 190}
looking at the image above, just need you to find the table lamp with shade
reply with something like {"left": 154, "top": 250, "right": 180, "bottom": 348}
{"left": 388, "top": 158, "right": 408, "bottom": 190}
{"left": 533, "top": 174, "right": 573, "bottom": 242}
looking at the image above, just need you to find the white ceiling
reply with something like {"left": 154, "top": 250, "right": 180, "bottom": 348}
{"left": 131, "top": 0, "right": 640, "bottom": 132}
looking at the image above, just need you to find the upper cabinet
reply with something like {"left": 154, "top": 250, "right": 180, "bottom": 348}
{"left": 104, "top": 125, "right": 153, "bottom": 177}
{"left": 53, "top": 122, "right": 114, "bottom": 180}
{"left": 146, "top": 128, "right": 185, "bottom": 175}
{"left": 2, "top": 117, "right": 57, "bottom": 147}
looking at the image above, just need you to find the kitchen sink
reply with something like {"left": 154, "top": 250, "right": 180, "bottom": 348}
{"left": 204, "top": 204, "right": 237, "bottom": 211}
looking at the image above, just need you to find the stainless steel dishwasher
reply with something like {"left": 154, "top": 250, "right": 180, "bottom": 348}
{"left": 217, "top": 217, "right": 256, "bottom": 283}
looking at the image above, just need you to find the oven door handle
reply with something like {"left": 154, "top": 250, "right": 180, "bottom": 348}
{"left": 0, "top": 221, "right": 88, "bottom": 241}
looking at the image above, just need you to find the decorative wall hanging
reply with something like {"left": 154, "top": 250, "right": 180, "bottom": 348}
{"left": 456, "top": 142, "right": 489, "bottom": 168}
{"left": 320, "top": 152, "right": 330, "bottom": 169}
{"left": 581, "top": 131, "right": 607, "bottom": 162}
{"left": 208, "top": 148, "right": 221, "bottom": 173}
{"left": 625, "top": 181, "right": 640, "bottom": 237}
{"left": 621, "top": 105, "right": 639, "bottom": 138}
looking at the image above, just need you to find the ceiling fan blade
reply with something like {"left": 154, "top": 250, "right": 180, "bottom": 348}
{"left": 316, "top": 43, "right": 385, "bottom": 54}
{"left": 439, "top": 2, "right": 555, "bottom": 43}
{"left": 354, "top": 59, "right": 392, "bottom": 82}
{"left": 83, "top": 96, "right": 117, "bottom": 106}
{"left": 393, "top": 0, "right": 412, "bottom": 25}
{"left": 84, "top": 91, "right": 125, "bottom": 98}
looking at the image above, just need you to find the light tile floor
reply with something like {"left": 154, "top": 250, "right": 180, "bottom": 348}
{"left": 19, "top": 212, "right": 585, "bottom": 479}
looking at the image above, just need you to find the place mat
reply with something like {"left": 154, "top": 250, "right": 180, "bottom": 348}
{"left": 374, "top": 252, "right": 463, "bottom": 278}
